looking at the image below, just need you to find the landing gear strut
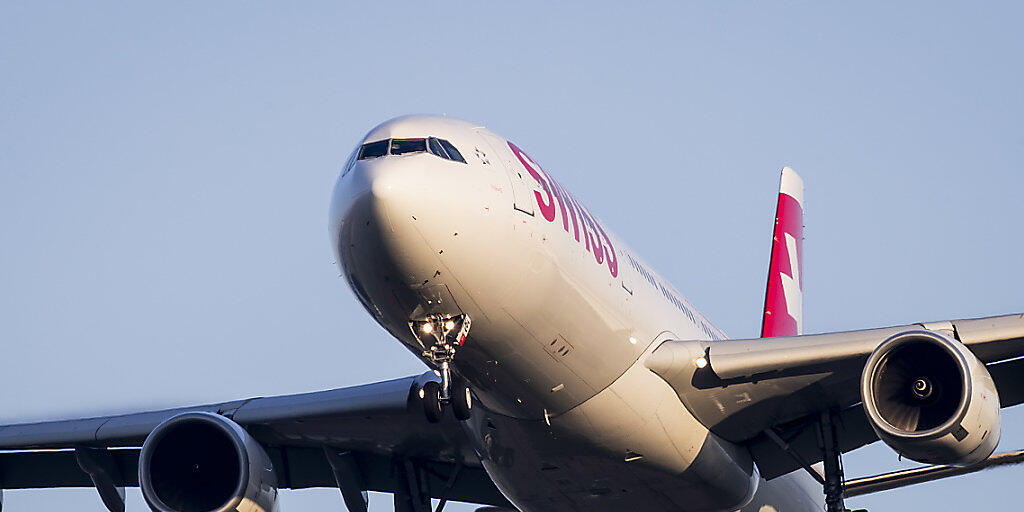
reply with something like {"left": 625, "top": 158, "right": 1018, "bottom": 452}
{"left": 819, "top": 410, "right": 867, "bottom": 512}
{"left": 413, "top": 315, "right": 472, "bottom": 423}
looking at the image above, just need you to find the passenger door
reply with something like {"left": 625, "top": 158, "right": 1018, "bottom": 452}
{"left": 476, "top": 130, "right": 535, "bottom": 216}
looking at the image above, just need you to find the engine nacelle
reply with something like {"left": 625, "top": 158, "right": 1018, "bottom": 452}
{"left": 861, "top": 330, "right": 1000, "bottom": 466}
{"left": 139, "top": 412, "right": 279, "bottom": 512}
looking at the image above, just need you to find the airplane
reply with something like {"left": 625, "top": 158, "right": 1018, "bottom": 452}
{"left": 0, "top": 114, "right": 1022, "bottom": 512}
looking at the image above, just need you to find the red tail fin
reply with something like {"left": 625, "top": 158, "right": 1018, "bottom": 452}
{"left": 761, "top": 167, "right": 804, "bottom": 338}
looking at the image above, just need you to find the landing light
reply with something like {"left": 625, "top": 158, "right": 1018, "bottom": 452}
{"left": 629, "top": 337, "right": 638, "bottom": 345}
{"left": 445, "top": 320, "right": 456, "bottom": 330}
{"left": 694, "top": 357, "right": 708, "bottom": 369}
{"left": 421, "top": 323, "right": 433, "bottom": 334}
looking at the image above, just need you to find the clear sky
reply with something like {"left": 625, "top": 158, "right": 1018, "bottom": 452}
{"left": 2, "top": 2, "right": 1022, "bottom": 510}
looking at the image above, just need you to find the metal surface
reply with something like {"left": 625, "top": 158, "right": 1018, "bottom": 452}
{"left": 323, "top": 448, "right": 368, "bottom": 512}
{"left": 74, "top": 446, "right": 126, "bottom": 512}
{"left": 647, "top": 316, "right": 1024, "bottom": 445}
{"left": 748, "top": 405, "right": 877, "bottom": 480}
{"left": 647, "top": 337, "right": 865, "bottom": 442}
{"left": 819, "top": 411, "right": 849, "bottom": 512}
{"left": 138, "top": 412, "right": 280, "bottom": 512}
{"left": 0, "top": 374, "right": 512, "bottom": 508}
{"left": 844, "top": 448, "right": 1024, "bottom": 497}
{"left": 705, "top": 314, "right": 1024, "bottom": 381}
{"left": 860, "top": 330, "right": 1001, "bottom": 466}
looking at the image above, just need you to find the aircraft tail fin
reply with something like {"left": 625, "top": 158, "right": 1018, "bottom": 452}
{"left": 760, "top": 167, "right": 804, "bottom": 338}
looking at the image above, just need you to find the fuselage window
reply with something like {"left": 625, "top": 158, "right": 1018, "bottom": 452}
{"left": 358, "top": 139, "right": 389, "bottom": 160}
{"left": 428, "top": 137, "right": 450, "bottom": 159}
{"left": 438, "top": 139, "right": 466, "bottom": 163}
{"left": 391, "top": 138, "right": 427, "bottom": 155}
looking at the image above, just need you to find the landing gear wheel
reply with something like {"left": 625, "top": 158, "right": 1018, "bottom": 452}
{"left": 451, "top": 380, "right": 472, "bottom": 421}
{"left": 421, "top": 381, "right": 443, "bottom": 423}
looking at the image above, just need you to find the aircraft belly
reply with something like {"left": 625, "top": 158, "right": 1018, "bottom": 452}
{"left": 475, "top": 414, "right": 820, "bottom": 512}
{"left": 466, "top": 352, "right": 793, "bottom": 512}
{"left": 473, "top": 396, "right": 819, "bottom": 511}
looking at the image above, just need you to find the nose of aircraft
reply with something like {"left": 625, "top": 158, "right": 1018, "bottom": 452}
{"left": 330, "top": 156, "right": 429, "bottom": 236}
{"left": 329, "top": 153, "right": 469, "bottom": 281}
{"left": 365, "top": 159, "right": 421, "bottom": 206}
{"left": 327, "top": 157, "right": 423, "bottom": 310}
{"left": 328, "top": 149, "right": 494, "bottom": 332}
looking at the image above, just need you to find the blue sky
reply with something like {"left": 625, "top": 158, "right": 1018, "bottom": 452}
{"left": 2, "top": 2, "right": 1022, "bottom": 510}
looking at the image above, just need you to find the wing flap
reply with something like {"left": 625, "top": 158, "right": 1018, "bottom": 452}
{"left": 989, "top": 357, "right": 1024, "bottom": 408}
{"left": 0, "top": 447, "right": 513, "bottom": 507}
{"left": 0, "top": 449, "right": 138, "bottom": 488}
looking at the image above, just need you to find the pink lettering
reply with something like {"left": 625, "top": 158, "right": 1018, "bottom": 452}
{"left": 508, "top": 142, "right": 556, "bottom": 222}
{"left": 506, "top": 140, "right": 618, "bottom": 279}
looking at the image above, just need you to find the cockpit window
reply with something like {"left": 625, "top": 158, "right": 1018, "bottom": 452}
{"left": 428, "top": 137, "right": 449, "bottom": 159}
{"left": 340, "top": 145, "right": 359, "bottom": 177}
{"left": 355, "top": 137, "right": 466, "bottom": 164}
{"left": 438, "top": 139, "right": 466, "bottom": 163}
{"left": 357, "top": 139, "right": 389, "bottom": 160}
{"left": 390, "top": 138, "right": 427, "bottom": 155}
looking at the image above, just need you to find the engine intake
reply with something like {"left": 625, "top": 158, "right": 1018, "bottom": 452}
{"left": 861, "top": 330, "right": 1000, "bottom": 466}
{"left": 139, "top": 412, "right": 279, "bottom": 512}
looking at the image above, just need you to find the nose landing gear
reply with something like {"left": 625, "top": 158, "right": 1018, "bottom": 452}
{"left": 417, "top": 379, "right": 472, "bottom": 423}
{"left": 450, "top": 380, "right": 472, "bottom": 421}
{"left": 412, "top": 315, "right": 473, "bottom": 423}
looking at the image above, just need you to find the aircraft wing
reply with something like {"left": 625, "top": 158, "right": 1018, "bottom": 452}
{"left": 646, "top": 312, "right": 1024, "bottom": 479}
{"left": 0, "top": 373, "right": 511, "bottom": 510}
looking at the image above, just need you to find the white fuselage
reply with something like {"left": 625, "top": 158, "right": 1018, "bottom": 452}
{"left": 330, "top": 115, "right": 820, "bottom": 511}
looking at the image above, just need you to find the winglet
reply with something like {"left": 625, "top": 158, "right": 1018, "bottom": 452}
{"left": 761, "top": 167, "right": 804, "bottom": 338}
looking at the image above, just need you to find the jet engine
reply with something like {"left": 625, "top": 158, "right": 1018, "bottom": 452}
{"left": 139, "top": 412, "right": 279, "bottom": 512}
{"left": 861, "top": 330, "right": 1000, "bottom": 466}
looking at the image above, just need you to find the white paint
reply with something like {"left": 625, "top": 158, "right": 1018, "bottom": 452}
{"left": 780, "top": 166, "right": 804, "bottom": 208}
{"left": 780, "top": 232, "right": 803, "bottom": 335}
